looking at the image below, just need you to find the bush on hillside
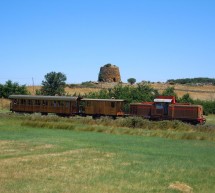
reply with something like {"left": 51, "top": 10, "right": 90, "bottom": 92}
{"left": 0, "top": 80, "right": 29, "bottom": 98}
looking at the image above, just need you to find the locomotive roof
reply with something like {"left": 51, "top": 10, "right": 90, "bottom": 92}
{"left": 81, "top": 98, "right": 125, "bottom": 102}
{"left": 9, "top": 95, "right": 79, "bottom": 101}
{"left": 154, "top": 98, "right": 172, "bottom": 103}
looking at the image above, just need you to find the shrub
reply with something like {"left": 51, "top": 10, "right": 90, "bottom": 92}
{"left": 0, "top": 80, "right": 29, "bottom": 98}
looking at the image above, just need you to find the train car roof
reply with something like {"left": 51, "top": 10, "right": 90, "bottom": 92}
{"left": 130, "top": 102, "right": 153, "bottom": 105}
{"left": 9, "top": 95, "right": 79, "bottom": 101}
{"left": 81, "top": 98, "right": 125, "bottom": 102}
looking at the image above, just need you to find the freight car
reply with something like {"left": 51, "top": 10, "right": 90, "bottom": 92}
{"left": 130, "top": 96, "right": 206, "bottom": 124}
{"left": 9, "top": 95, "right": 125, "bottom": 118}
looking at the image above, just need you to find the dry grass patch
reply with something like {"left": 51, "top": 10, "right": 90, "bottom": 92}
{"left": 0, "top": 140, "right": 29, "bottom": 155}
{"left": 151, "top": 83, "right": 215, "bottom": 100}
{"left": 27, "top": 86, "right": 101, "bottom": 96}
{"left": 0, "top": 98, "right": 10, "bottom": 110}
{"left": 168, "top": 182, "right": 193, "bottom": 193}
{"left": 65, "top": 87, "right": 101, "bottom": 96}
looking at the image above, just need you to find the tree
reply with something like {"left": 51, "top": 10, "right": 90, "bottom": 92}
{"left": 179, "top": 93, "right": 194, "bottom": 104}
{"left": 0, "top": 80, "right": 29, "bottom": 98}
{"left": 127, "top": 78, "right": 136, "bottom": 85}
{"left": 162, "top": 87, "right": 178, "bottom": 100}
{"left": 39, "top": 72, "right": 67, "bottom": 96}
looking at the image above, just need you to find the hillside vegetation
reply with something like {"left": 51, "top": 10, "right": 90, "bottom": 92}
{"left": 27, "top": 83, "right": 215, "bottom": 101}
{"left": 167, "top": 77, "right": 215, "bottom": 85}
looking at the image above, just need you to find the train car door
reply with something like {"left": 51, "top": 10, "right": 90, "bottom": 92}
{"left": 163, "top": 102, "right": 169, "bottom": 116}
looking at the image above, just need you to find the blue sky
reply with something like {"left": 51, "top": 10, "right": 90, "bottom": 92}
{"left": 0, "top": 0, "right": 214, "bottom": 85}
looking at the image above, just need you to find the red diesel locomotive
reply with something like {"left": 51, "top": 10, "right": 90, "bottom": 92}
{"left": 130, "top": 96, "right": 206, "bottom": 124}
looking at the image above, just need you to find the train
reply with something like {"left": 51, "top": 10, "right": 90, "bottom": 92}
{"left": 9, "top": 95, "right": 206, "bottom": 124}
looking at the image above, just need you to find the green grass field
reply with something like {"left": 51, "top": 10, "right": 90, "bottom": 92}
{"left": 0, "top": 114, "right": 215, "bottom": 193}
{"left": 206, "top": 114, "right": 215, "bottom": 126}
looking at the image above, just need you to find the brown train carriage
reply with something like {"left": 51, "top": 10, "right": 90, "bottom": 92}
{"left": 9, "top": 95, "right": 80, "bottom": 116}
{"left": 79, "top": 98, "right": 125, "bottom": 118}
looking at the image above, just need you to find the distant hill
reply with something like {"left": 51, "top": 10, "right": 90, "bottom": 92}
{"left": 167, "top": 78, "right": 215, "bottom": 85}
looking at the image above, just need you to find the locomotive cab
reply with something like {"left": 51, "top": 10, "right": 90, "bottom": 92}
{"left": 151, "top": 97, "right": 174, "bottom": 120}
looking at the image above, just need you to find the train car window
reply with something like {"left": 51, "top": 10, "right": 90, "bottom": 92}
{"left": 28, "top": 100, "right": 33, "bottom": 105}
{"left": 66, "top": 102, "right": 70, "bottom": 108}
{"left": 53, "top": 101, "right": 57, "bottom": 107}
{"left": 35, "top": 100, "right": 41, "bottom": 106}
{"left": 57, "top": 101, "right": 61, "bottom": 107}
{"left": 111, "top": 102, "right": 115, "bottom": 108}
{"left": 155, "top": 103, "right": 163, "bottom": 109}
{"left": 42, "top": 100, "right": 48, "bottom": 106}
{"left": 20, "top": 99, "right": 26, "bottom": 105}
{"left": 86, "top": 101, "right": 91, "bottom": 106}
{"left": 48, "top": 101, "right": 51, "bottom": 106}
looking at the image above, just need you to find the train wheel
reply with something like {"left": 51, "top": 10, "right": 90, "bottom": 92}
{"left": 92, "top": 115, "right": 100, "bottom": 119}
{"left": 112, "top": 116, "right": 116, "bottom": 120}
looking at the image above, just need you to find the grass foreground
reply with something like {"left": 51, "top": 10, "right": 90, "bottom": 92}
{"left": 0, "top": 113, "right": 215, "bottom": 193}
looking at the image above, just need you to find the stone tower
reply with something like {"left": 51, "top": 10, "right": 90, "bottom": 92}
{"left": 98, "top": 64, "right": 121, "bottom": 82}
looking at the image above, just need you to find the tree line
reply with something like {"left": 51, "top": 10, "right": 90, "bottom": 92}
{"left": 1, "top": 72, "right": 215, "bottom": 114}
{"left": 167, "top": 77, "right": 215, "bottom": 85}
